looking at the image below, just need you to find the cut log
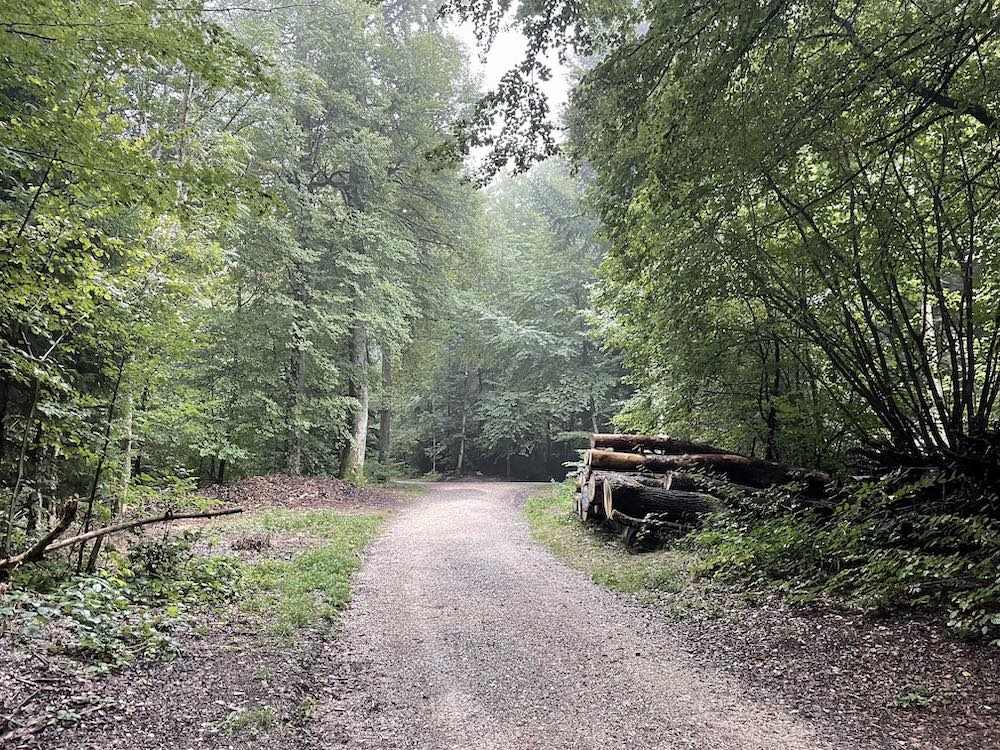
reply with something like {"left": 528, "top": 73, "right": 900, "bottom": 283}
{"left": 585, "top": 449, "right": 829, "bottom": 492}
{"left": 579, "top": 482, "right": 592, "bottom": 521}
{"left": 585, "top": 470, "right": 668, "bottom": 519}
{"left": 591, "top": 433, "right": 733, "bottom": 456}
{"left": 602, "top": 475, "right": 719, "bottom": 523}
{"left": 663, "top": 472, "right": 703, "bottom": 492}
{"left": 609, "top": 508, "right": 694, "bottom": 533}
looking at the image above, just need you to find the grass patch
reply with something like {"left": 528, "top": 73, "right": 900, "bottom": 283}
{"left": 524, "top": 483, "right": 695, "bottom": 595}
{"left": 238, "top": 509, "right": 382, "bottom": 635}
{"left": 382, "top": 479, "right": 430, "bottom": 495}
{"left": 219, "top": 705, "right": 278, "bottom": 736}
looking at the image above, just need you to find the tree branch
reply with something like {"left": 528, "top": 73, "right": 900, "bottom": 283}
{"left": 0, "top": 506, "right": 242, "bottom": 577}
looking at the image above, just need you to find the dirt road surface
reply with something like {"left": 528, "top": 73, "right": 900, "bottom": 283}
{"left": 326, "top": 481, "right": 859, "bottom": 750}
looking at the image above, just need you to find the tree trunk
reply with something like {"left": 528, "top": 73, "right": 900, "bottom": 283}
{"left": 590, "top": 433, "right": 735, "bottom": 455}
{"left": 456, "top": 368, "right": 474, "bottom": 476}
{"left": 80, "top": 354, "right": 128, "bottom": 572}
{"left": 602, "top": 476, "right": 720, "bottom": 523}
{"left": 2, "top": 381, "right": 38, "bottom": 557}
{"left": 0, "top": 374, "right": 8, "bottom": 466}
{"left": 24, "top": 422, "right": 43, "bottom": 535}
{"left": 456, "top": 408, "right": 467, "bottom": 475}
{"left": 286, "top": 260, "right": 308, "bottom": 476}
{"left": 131, "top": 381, "right": 149, "bottom": 479}
{"left": 340, "top": 322, "right": 369, "bottom": 481}
{"left": 379, "top": 348, "right": 392, "bottom": 463}
{"left": 585, "top": 448, "right": 830, "bottom": 492}
{"left": 583, "top": 470, "right": 673, "bottom": 519}
{"left": 118, "top": 392, "right": 134, "bottom": 516}
{"left": 286, "top": 342, "right": 305, "bottom": 475}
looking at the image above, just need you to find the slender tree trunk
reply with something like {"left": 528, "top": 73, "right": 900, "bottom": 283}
{"left": 0, "top": 374, "right": 8, "bottom": 467}
{"left": 2, "top": 381, "right": 38, "bottom": 556}
{"left": 80, "top": 354, "right": 128, "bottom": 572}
{"left": 340, "top": 322, "right": 369, "bottom": 480}
{"left": 545, "top": 418, "right": 551, "bottom": 476}
{"left": 457, "top": 408, "right": 467, "bottom": 475}
{"left": 131, "top": 382, "right": 149, "bottom": 479}
{"left": 24, "top": 423, "right": 43, "bottom": 535}
{"left": 286, "top": 261, "right": 308, "bottom": 475}
{"left": 117, "top": 392, "right": 134, "bottom": 516}
{"left": 287, "top": 343, "right": 305, "bottom": 475}
{"left": 764, "top": 336, "right": 782, "bottom": 462}
{"left": 379, "top": 349, "right": 392, "bottom": 463}
{"left": 456, "top": 368, "right": 470, "bottom": 475}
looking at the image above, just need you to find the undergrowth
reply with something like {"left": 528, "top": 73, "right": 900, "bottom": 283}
{"left": 239, "top": 509, "right": 382, "bottom": 635}
{"left": 3, "top": 507, "right": 384, "bottom": 667}
{"left": 2, "top": 531, "right": 240, "bottom": 667}
{"left": 528, "top": 476, "right": 1000, "bottom": 645}
{"left": 694, "top": 471, "right": 1000, "bottom": 644}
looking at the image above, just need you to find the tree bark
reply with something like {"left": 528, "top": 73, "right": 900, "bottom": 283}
{"left": 81, "top": 354, "right": 129, "bottom": 572}
{"left": 379, "top": 348, "right": 392, "bottom": 463}
{"left": 590, "top": 433, "right": 735, "bottom": 455}
{"left": 585, "top": 449, "right": 830, "bottom": 491}
{"left": 0, "top": 504, "right": 242, "bottom": 578}
{"left": 602, "top": 475, "right": 720, "bottom": 523}
{"left": 0, "top": 373, "right": 8, "bottom": 466}
{"left": 2, "top": 381, "right": 38, "bottom": 556}
{"left": 118, "top": 391, "right": 134, "bottom": 516}
{"left": 583, "top": 470, "right": 673, "bottom": 519}
{"left": 456, "top": 407, "right": 467, "bottom": 475}
{"left": 340, "top": 322, "right": 369, "bottom": 480}
{"left": 286, "top": 342, "right": 305, "bottom": 475}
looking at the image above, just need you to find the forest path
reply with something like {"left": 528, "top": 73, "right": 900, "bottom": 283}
{"left": 326, "top": 481, "right": 854, "bottom": 750}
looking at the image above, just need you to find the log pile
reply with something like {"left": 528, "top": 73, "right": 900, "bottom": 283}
{"left": 573, "top": 433, "right": 830, "bottom": 549}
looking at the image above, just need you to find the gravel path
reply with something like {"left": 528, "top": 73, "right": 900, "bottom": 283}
{"left": 327, "top": 481, "right": 859, "bottom": 750}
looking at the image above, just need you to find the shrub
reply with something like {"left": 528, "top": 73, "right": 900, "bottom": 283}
{"left": 695, "top": 471, "right": 1000, "bottom": 643}
{"left": 3, "top": 532, "right": 242, "bottom": 665}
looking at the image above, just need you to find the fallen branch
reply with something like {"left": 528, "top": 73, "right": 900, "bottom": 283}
{"left": 0, "top": 500, "right": 78, "bottom": 574}
{"left": 0, "top": 506, "right": 242, "bottom": 576}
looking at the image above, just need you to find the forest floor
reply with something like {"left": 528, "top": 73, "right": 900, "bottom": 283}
{"left": 2, "top": 479, "right": 997, "bottom": 749}
{"left": 0, "top": 475, "right": 410, "bottom": 749}
{"left": 525, "top": 485, "right": 1000, "bottom": 750}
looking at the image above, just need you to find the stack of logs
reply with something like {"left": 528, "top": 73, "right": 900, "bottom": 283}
{"left": 574, "top": 433, "right": 830, "bottom": 548}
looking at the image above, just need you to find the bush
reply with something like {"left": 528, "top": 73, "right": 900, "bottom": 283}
{"left": 2, "top": 532, "right": 241, "bottom": 665}
{"left": 694, "top": 471, "right": 1000, "bottom": 644}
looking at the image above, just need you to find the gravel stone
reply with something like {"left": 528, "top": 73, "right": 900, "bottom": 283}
{"left": 325, "top": 481, "right": 856, "bottom": 749}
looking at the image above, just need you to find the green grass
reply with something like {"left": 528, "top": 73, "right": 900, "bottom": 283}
{"left": 219, "top": 705, "right": 278, "bottom": 736}
{"left": 524, "top": 483, "right": 695, "bottom": 595}
{"left": 380, "top": 479, "right": 430, "bottom": 495}
{"left": 237, "top": 509, "right": 383, "bottom": 636}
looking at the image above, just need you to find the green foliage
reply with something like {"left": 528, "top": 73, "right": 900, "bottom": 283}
{"left": 895, "top": 686, "right": 936, "bottom": 710}
{"left": 239, "top": 509, "right": 382, "bottom": 635}
{"left": 396, "top": 159, "right": 626, "bottom": 478}
{"left": 696, "top": 476, "right": 1000, "bottom": 643}
{"left": 1, "top": 1, "right": 482, "bottom": 566}
{"left": 3, "top": 533, "right": 241, "bottom": 665}
{"left": 568, "top": 0, "right": 1000, "bottom": 468}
